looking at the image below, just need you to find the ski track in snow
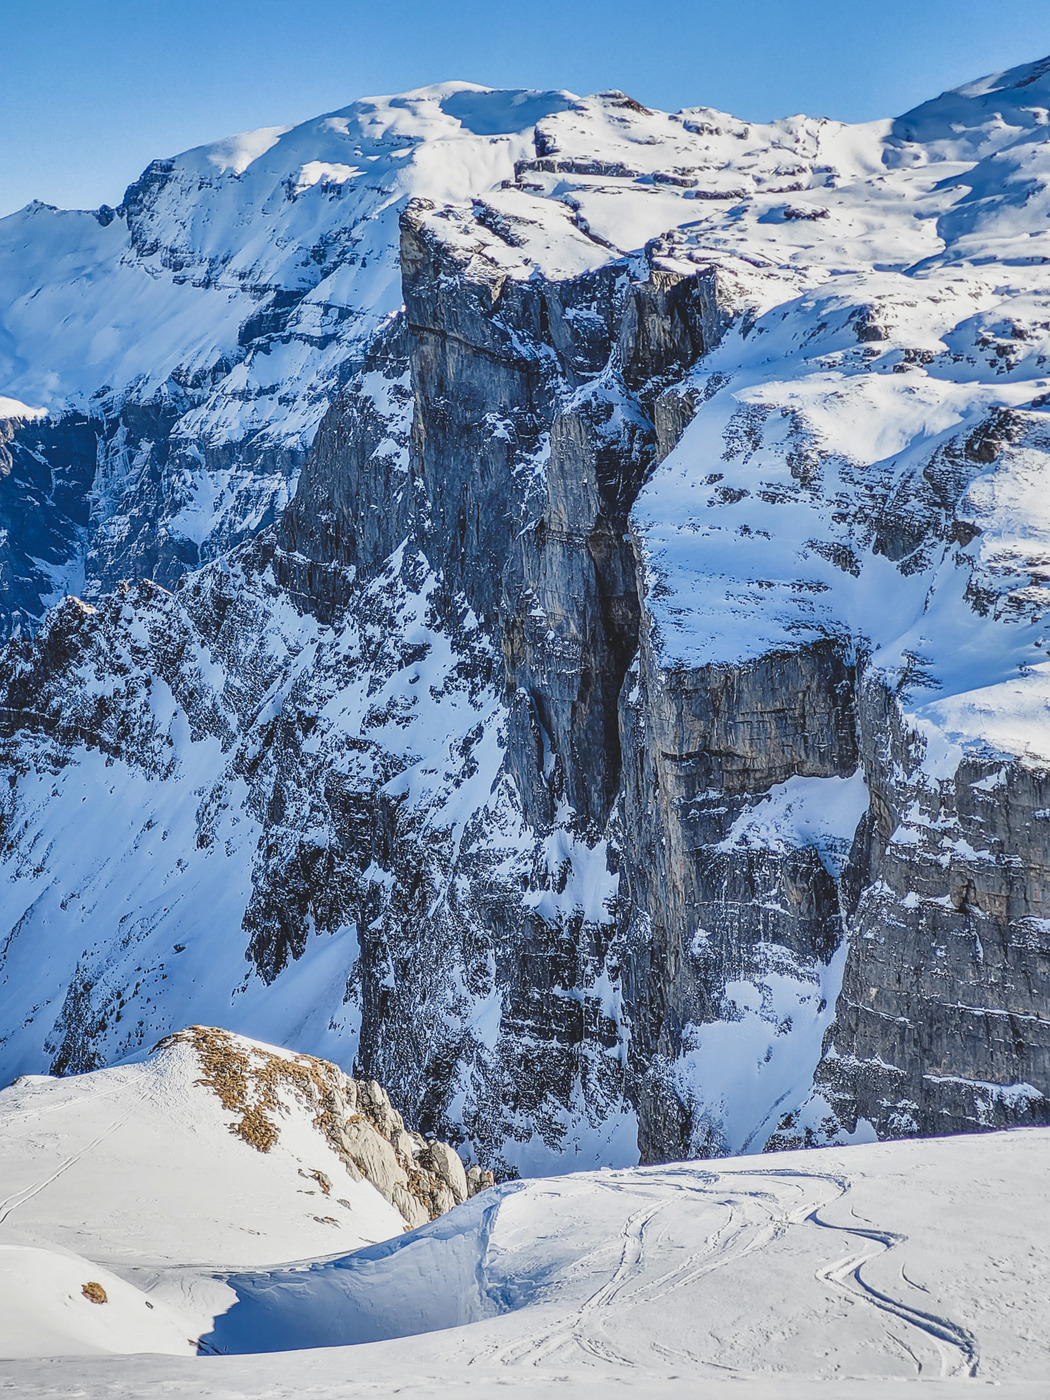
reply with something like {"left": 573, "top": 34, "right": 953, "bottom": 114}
{"left": 482, "top": 1199, "right": 666, "bottom": 1369}
{"left": 0, "top": 1110, "right": 126, "bottom": 1229}
{"left": 471, "top": 1166, "right": 979, "bottom": 1379}
{"left": 806, "top": 1203, "right": 980, "bottom": 1379}
{"left": 2, "top": 1125, "right": 1046, "bottom": 1391}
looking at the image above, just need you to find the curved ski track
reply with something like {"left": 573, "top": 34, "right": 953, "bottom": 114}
{"left": 806, "top": 1203, "right": 980, "bottom": 1378}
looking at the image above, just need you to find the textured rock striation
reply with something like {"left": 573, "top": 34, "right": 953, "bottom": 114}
{"left": 3, "top": 63, "right": 1050, "bottom": 1170}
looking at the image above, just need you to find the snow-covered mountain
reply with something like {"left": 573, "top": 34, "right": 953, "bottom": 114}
{"left": 0, "top": 84, "right": 575, "bottom": 631}
{"left": 2, "top": 59, "right": 1050, "bottom": 1173}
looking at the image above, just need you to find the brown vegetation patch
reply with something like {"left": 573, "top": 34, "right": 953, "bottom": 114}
{"left": 156, "top": 1025, "right": 342, "bottom": 1153}
{"left": 81, "top": 1281, "right": 108, "bottom": 1304}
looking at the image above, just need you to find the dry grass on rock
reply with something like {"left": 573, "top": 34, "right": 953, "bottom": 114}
{"left": 154, "top": 1025, "right": 482, "bottom": 1227}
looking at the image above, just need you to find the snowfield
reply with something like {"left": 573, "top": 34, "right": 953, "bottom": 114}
{"left": 0, "top": 1108, "right": 1047, "bottom": 1395}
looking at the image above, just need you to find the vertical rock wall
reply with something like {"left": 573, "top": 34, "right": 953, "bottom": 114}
{"left": 4, "top": 171, "right": 1050, "bottom": 1171}
{"left": 794, "top": 673, "right": 1050, "bottom": 1143}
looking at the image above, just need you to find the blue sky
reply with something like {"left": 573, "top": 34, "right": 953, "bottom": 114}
{"left": 3, "top": 0, "right": 1050, "bottom": 217}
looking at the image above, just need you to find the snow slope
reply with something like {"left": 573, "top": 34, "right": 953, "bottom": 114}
{"left": 0, "top": 1245, "right": 197, "bottom": 1360}
{"left": 1, "top": 1126, "right": 1047, "bottom": 1394}
{"left": 0, "top": 1027, "right": 479, "bottom": 1354}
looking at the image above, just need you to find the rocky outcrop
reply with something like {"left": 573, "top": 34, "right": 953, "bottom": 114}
{"left": 397, "top": 203, "right": 741, "bottom": 828}
{"left": 157, "top": 1027, "right": 487, "bottom": 1228}
{"left": 392, "top": 205, "right": 760, "bottom": 1160}
{"left": 275, "top": 319, "right": 416, "bottom": 620}
{"left": 765, "top": 405, "right": 1050, "bottom": 1148}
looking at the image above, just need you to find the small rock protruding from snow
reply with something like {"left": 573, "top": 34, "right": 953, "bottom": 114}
{"left": 466, "top": 1164, "right": 497, "bottom": 1197}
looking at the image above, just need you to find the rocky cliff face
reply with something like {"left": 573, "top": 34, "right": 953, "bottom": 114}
{"left": 2, "top": 63, "right": 1050, "bottom": 1170}
{"left": 804, "top": 681, "right": 1050, "bottom": 1143}
{"left": 620, "top": 633, "right": 863, "bottom": 1159}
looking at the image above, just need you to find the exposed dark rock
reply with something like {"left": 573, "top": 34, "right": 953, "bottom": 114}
{"left": 0, "top": 412, "right": 98, "bottom": 635}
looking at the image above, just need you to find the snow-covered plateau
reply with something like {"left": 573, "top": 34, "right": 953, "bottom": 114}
{"left": 2, "top": 51, "right": 1050, "bottom": 1361}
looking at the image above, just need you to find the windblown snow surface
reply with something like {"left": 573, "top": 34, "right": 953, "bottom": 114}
{"left": 0, "top": 1069, "right": 1047, "bottom": 1397}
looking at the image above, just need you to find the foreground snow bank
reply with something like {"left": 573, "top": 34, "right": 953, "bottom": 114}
{"left": 204, "top": 1128, "right": 1047, "bottom": 1381}
{"left": 0, "top": 1026, "right": 477, "bottom": 1354}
